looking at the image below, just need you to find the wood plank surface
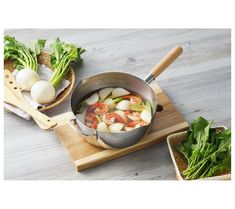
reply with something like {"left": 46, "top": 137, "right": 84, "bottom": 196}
{"left": 4, "top": 29, "right": 231, "bottom": 180}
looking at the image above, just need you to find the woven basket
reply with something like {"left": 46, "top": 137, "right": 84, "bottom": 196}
{"left": 4, "top": 51, "right": 75, "bottom": 111}
{"left": 167, "top": 126, "right": 231, "bottom": 180}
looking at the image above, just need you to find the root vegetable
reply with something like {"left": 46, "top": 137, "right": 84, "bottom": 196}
{"left": 114, "top": 110, "right": 128, "bottom": 122}
{"left": 85, "top": 93, "right": 99, "bottom": 105}
{"left": 124, "top": 127, "right": 134, "bottom": 131}
{"left": 97, "top": 122, "right": 109, "bottom": 132}
{"left": 112, "top": 87, "right": 130, "bottom": 98}
{"left": 140, "top": 110, "right": 152, "bottom": 123}
{"left": 15, "top": 68, "right": 39, "bottom": 91}
{"left": 98, "top": 88, "right": 113, "bottom": 101}
{"left": 116, "top": 100, "right": 131, "bottom": 110}
{"left": 103, "top": 98, "right": 115, "bottom": 109}
{"left": 31, "top": 80, "right": 55, "bottom": 104}
{"left": 108, "top": 123, "right": 124, "bottom": 132}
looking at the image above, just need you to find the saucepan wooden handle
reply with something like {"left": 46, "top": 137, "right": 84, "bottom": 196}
{"left": 145, "top": 46, "right": 183, "bottom": 83}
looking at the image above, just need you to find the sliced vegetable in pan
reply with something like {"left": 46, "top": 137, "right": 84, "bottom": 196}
{"left": 76, "top": 87, "right": 153, "bottom": 132}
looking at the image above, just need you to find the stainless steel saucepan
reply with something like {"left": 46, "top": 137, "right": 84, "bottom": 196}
{"left": 69, "top": 46, "right": 183, "bottom": 149}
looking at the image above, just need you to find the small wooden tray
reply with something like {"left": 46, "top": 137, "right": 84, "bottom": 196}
{"left": 167, "top": 127, "right": 231, "bottom": 180}
{"left": 54, "top": 84, "right": 189, "bottom": 171}
{"left": 4, "top": 51, "right": 75, "bottom": 111}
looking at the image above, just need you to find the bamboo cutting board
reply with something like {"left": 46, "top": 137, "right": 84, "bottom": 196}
{"left": 54, "top": 84, "right": 189, "bottom": 171}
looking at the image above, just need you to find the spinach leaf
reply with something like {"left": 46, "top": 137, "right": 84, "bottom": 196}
{"left": 174, "top": 116, "right": 231, "bottom": 180}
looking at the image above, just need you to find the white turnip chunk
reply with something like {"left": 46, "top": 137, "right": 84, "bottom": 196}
{"left": 108, "top": 123, "right": 124, "bottom": 132}
{"left": 97, "top": 122, "right": 109, "bottom": 132}
{"left": 103, "top": 98, "right": 115, "bottom": 109}
{"left": 140, "top": 110, "right": 152, "bottom": 123}
{"left": 85, "top": 93, "right": 99, "bottom": 105}
{"left": 98, "top": 87, "right": 113, "bottom": 101}
{"left": 112, "top": 87, "right": 130, "bottom": 98}
{"left": 116, "top": 100, "right": 131, "bottom": 110}
{"left": 114, "top": 110, "right": 128, "bottom": 122}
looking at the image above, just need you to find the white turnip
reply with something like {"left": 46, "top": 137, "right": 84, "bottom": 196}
{"left": 31, "top": 80, "right": 55, "bottom": 104}
{"left": 16, "top": 68, "right": 39, "bottom": 91}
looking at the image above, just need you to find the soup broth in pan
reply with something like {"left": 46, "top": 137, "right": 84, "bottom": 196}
{"left": 76, "top": 87, "right": 152, "bottom": 132}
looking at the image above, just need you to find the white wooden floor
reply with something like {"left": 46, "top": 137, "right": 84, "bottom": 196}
{"left": 4, "top": 29, "right": 231, "bottom": 180}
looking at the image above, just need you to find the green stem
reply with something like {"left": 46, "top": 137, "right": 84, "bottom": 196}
{"left": 51, "top": 58, "right": 72, "bottom": 88}
{"left": 50, "top": 56, "right": 67, "bottom": 83}
{"left": 17, "top": 48, "right": 30, "bottom": 68}
{"left": 183, "top": 140, "right": 230, "bottom": 177}
{"left": 22, "top": 46, "right": 34, "bottom": 70}
{"left": 185, "top": 160, "right": 208, "bottom": 180}
{"left": 200, "top": 162, "right": 213, "bottom": 179}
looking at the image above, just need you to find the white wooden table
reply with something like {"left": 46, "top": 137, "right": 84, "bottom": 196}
{"left": 4, "top": 29, "right": 231, "bottom": 180}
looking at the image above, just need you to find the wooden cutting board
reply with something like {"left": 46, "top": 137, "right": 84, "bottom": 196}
{"left": 54, "top": 84, "right": 189, "bottom": 171}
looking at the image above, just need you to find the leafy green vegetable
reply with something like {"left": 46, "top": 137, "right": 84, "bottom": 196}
{"left": 4, "top": 35, "right": 46, "bottom": 71}
{"left": 113, "top": 97, "right": 123, "bottom": 103}
{"left": 96, "top": 115, "right": 102, "bottom": 123}
{"left": 30, "top": 39, "right": 47, "bottom": 61}
{"left": 49, "top": 38, "right": 85, "bottom": 89}
{"left": 174, "top": 116, "right": 231, "bottom": 180}
{"left": 130, "top": 104, "right": 145, "bottom": 111}
{"left": 145, "top": 100, "right": 152, "bottom": 112}
{"left": 130, "top": 100, "right": 152, "bottom": 112}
